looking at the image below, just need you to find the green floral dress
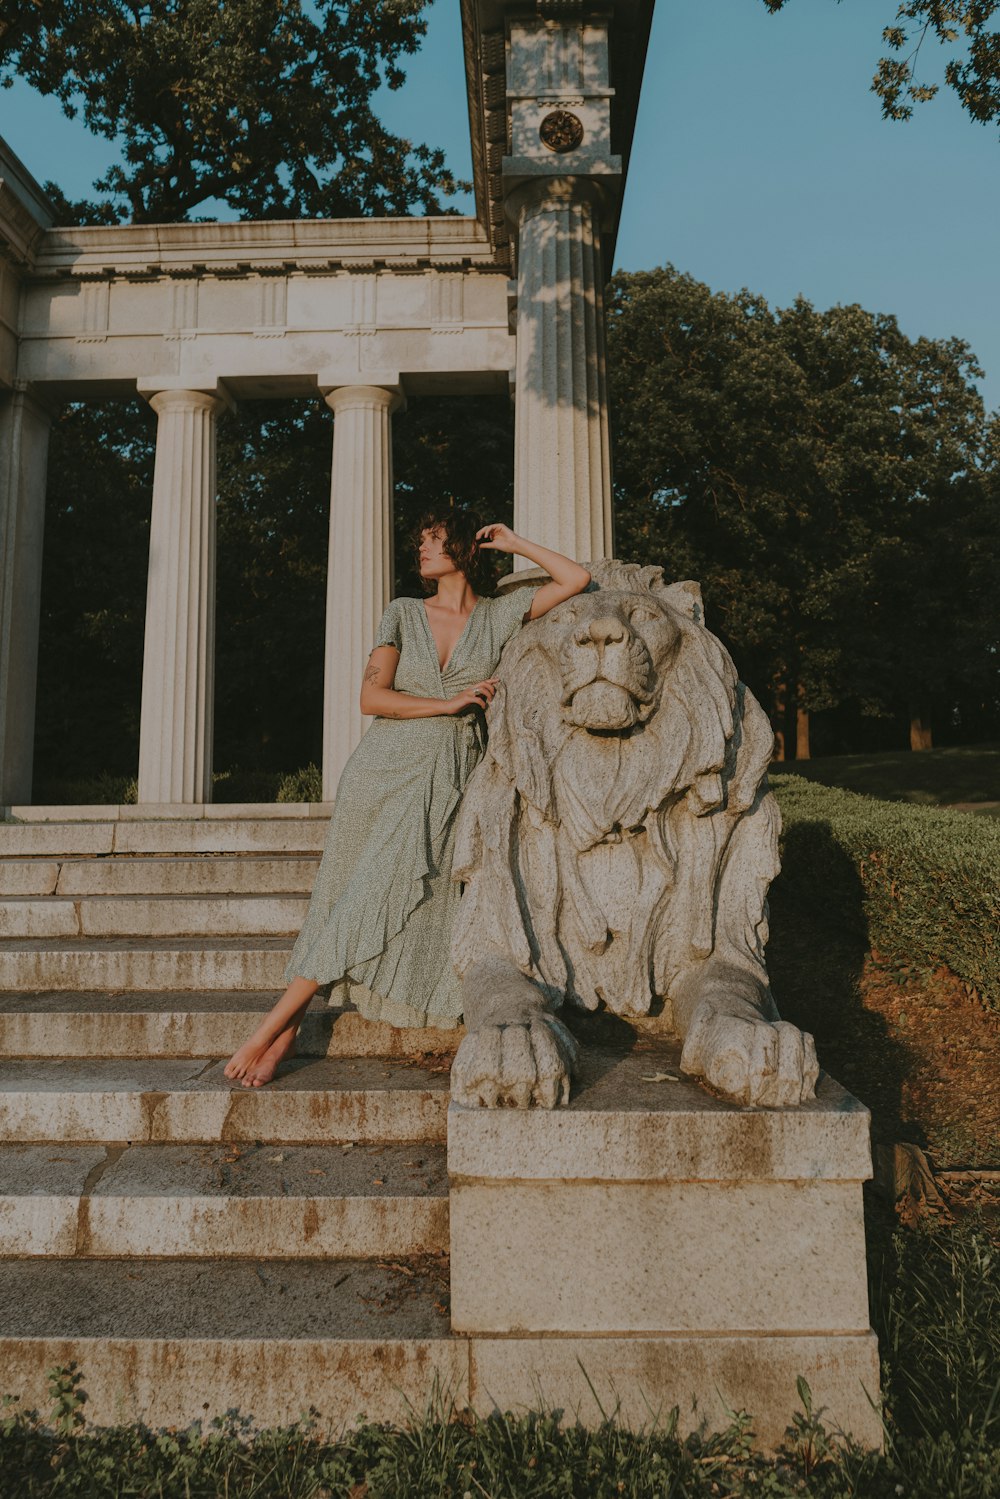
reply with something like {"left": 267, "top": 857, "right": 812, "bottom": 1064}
{"left": 282, "top": 588, "right": 531, "bottom": 1028}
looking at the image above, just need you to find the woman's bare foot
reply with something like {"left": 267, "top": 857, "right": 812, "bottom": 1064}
{"left": 243, "top": 1025, "right": 298, "bottom": 1088}
{"left": 223, "top": 977, "right": 319, "bottom": 1082}
{"left": 224, "top": 1029, "right": 274, "bottom": 1082}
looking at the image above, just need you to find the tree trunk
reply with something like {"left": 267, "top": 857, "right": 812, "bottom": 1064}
{"left": 795, "top": 680, "right": 810, "bottom": 760}
{"left": 796, "top": 705, "right": 811, "bottom": 760}
{"left": 909, "top": 707, "right": 933, "bottom": 751}
{"left": 770, "top": 669, "right": 787, "bottom": 760}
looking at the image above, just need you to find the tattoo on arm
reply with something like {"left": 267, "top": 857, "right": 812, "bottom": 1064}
{"left": 363, "top": 663, "right": 382, "bottom": 687}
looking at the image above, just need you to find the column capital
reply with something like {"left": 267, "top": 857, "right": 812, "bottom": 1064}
{"left": 137, "top": 377, "right": 235, "bottom": 416}
{"left": 319, "top": 382, "right": 405, "bottom": 417}
{"left": 503, "top": 171, "right": 619, "bottom": 233}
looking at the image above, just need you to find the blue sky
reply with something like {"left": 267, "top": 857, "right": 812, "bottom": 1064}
{"left": 2, "top": 0, "right": 997, "bottom": 413}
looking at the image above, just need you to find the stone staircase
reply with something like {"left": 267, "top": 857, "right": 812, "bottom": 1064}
{"left": 0, "top": 804, "right": 885, "bottom": 1448}
{"left": 0, "top": 807, "right": 464, "bottom": 1430}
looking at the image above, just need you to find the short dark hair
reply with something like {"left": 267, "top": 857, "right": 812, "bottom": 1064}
{"left": 410, "top": 507, "right": 500, "bottom": 596}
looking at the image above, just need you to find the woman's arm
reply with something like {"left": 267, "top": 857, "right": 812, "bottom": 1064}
{"left": 359, "top": 646, "right": 497, "bottom": 719}
{"left": 477, "top": 524, "right": 591, "bottom": 619}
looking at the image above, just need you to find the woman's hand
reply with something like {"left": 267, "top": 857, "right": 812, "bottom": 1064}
{"left": 446, "top": 678, "right": 499, "bottom": 714}
{"left": 476, "top": 523, "right": 522, "bottom": 555}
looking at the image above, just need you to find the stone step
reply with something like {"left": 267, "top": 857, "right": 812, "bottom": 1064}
{"left": 0, "top": 818, "right": 328, "bottom": 858}
{"left": 0, "top": 1142, "right": 448, "bottom": 1258}
{"left": 3, "top": 802, "right": 334, "bottom": 822}
{"left": 0, "top": 937, "right": 293, "bottom": 990}
{"left": 0, "top": 992, "right": 464, "bottom": 1060}
{"left": 0, "top": 1256, "right": 881, "bottom": 1445}
{"left": 0, "top": 1256, "right": 459, "bottom": 1430}
{"left": 0, "top": 894, "right": 309, "bottom": 939}
{"left": 0, "top": 1058, "right": 450, "bottom": 1144}
{"left": 0, "top": 855, "right": 320, "bottom": 898}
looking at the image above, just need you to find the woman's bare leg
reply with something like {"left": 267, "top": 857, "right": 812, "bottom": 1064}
{"left": 224, "top": 976, "right": 320, "bottom": 1082}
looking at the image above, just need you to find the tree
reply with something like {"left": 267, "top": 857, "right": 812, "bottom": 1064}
{"left": 761, "top": 0, "right": 1000, "bottom": 134}
{"left": 0, "top": 0, "right": 460, "bottom": 224}
{"left": 607, "top": 265, "right": 994, "bottom": 756}
{"left": 6, "top": 2, "right": 497, "bottom": 788}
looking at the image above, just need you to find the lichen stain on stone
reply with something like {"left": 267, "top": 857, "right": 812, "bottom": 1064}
{"left": 302, "top": 1200, "right": 320, "bottom": 1241}
{"left": 74, "top": 1195, "right": 93, "bottom": 1256}
{"left": 140, "top": 1091, "right": 170, "bottom": 1142}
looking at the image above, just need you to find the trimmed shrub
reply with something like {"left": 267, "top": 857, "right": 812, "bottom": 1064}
{"left": 772, "top": 775, "right": 1000, "bottom": 1011}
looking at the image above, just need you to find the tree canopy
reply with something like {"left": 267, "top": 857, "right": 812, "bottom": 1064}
{"left": 762, "top": 0, "right": 1000, "bottom": 133}
{"left": 607, "top": 265, "right": 998, "bottom": 756}
{"left": 0, "top": 0, "right": 460, "bottom": 224}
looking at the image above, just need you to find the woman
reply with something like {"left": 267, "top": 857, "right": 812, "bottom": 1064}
{"left": 224, "top": 514, "right": 590, "bottom": 1087}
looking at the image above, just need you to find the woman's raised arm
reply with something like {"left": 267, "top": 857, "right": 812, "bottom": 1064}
{"left": 477, "top": 524, "right": 591, "bottom": 619}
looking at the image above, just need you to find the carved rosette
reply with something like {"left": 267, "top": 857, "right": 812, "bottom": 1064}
{"left": 539, "top": 110, "right": 584, "bottom": 153}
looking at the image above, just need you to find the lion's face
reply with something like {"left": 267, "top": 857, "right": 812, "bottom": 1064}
{"left": 546, "top": 589, "right": 682, "bottom": 732}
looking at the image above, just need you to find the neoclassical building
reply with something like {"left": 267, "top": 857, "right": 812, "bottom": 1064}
{"left": 0, "top": 0, "right": 653, "bottom": 808}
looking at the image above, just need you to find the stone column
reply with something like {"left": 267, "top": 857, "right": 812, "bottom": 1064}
{"left": 508, "top": 176, "right": 614, "bottom": 568}
{"left": 0, "top": 382, "right": 52, "bottom": 806}
{"left": 136, "top": 388, "right": 225, "bottom": 804}
{"left": 321, "top": 384, "right": 401, "bottom": 800}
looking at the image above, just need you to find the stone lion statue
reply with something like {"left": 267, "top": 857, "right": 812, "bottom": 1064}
{"left": 448, "top": 559, "right": 819, "bottom": 1111}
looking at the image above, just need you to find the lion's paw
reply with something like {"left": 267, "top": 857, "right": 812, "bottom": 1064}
{"left": 450, "top": 1013, "right": 579, "bottom": 1109}
{"left": 680, "top": 1007, "right": 819, "bottom": 1108}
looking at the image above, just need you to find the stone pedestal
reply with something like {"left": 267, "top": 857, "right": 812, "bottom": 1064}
{"left": 0, "top": 383, "right": 52, "bottom": 806}
{"left": 448, "top": 1043, "right": 882, "bottom": 1450}
{"left": 137, "top": 387, "right": 225, "bottom": 805}
{"left": 508, "top": 178, "right": 614, "bottom": 566}
{"left": 321, "top": 384, "right": 401, "bottom": 800}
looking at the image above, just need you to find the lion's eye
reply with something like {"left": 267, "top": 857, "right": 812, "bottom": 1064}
{"left": 629, "top": 604, "right": 660, "bottom": 624}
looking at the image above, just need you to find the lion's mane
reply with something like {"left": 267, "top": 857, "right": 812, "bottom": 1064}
{"left": 450, "top": 560, "right": 781, "bottom": 1026}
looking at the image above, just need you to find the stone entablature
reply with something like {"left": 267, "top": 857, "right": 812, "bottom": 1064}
{"left": 18, "top": 218, "right": 512, "bottom": 400}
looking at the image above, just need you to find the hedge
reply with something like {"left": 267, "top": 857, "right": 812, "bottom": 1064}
{"left": 771, "top": 774, "right": 1000, "bottom": 1012}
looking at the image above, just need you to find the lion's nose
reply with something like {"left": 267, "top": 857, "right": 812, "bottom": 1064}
{"left": 577, "top": 614, "right": 628, "bottom": 649}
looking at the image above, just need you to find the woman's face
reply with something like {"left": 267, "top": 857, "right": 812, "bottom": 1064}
{"left": 417, "top": 526, "right": 456, "bottom": 581}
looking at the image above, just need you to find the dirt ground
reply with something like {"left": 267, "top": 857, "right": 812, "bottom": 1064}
{"left": 769, "top": 907, "right": 1000, "bottom": 1169}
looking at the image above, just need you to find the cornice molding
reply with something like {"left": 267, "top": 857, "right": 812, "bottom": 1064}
{"left": 461, "top": 0, "right": 654, "bottom": 274}
{"left": 27, "top": 216, "right": 505, "bottom": 281}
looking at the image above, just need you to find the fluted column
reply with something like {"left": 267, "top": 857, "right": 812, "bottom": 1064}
{"left": 137, "top": 388, "right": 224, "bottom": 804}
{"left": 509, "top": 177, "right": 614, "bottom": 567}
{"left": 0, "top": 383, "right": 52, "bottom": 806}
{"left": 321, "top": 384, "right": 401, "bottom": 799}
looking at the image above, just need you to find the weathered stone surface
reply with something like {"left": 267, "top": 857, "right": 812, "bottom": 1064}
{"left": 54, "top": 855, "right": 320, "bottom": 896}
{"left": 451, "top": 561, "right": 818, "bottom": 1110}
{"left": 0, "top": 898, "right": 79, "bottom": 938}
{"left": 0, "top": 859, "right": 60, "bottom": 895}
{"left": 0, "top": 1058, "right": 449, "bottom": 1144}
{"left": 0, "top": 937, "right": 293, "bottom": 991}
{"left": 0, "top": 1143, "right": 449, "bottom": 1258}
{"left": 112, "top": 819, "right": 327, "bottom": 854}
{"left": 0, "top": 823, "right": 115, "bottom": 857}
{"left": 451, "top": 1179, "right": 869, "bottom": 1334}
{"left": 75, "top": 894, "right": 308, "bottom": 937}
{"left": 0, "top": 1258, "right": 460, "bottom": 1429}
{"left": 0, "top": 1145, "right": 106, "bottom": 1255}
{"left": 0, "top": 992, "right": 464, "bottom": 1060}
{"left": 448, "top": 1046, "right": 872, "bottom": 1183}
{"left": 468, "top": 1333, "right": 883, "bottom": 1451}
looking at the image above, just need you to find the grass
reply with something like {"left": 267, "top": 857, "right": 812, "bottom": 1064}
{"left": 771, "top": 741, "right": 1000, "bottom": 811}
{"left": 2, "top": 1211, "right": 999, "bottom": 1497}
